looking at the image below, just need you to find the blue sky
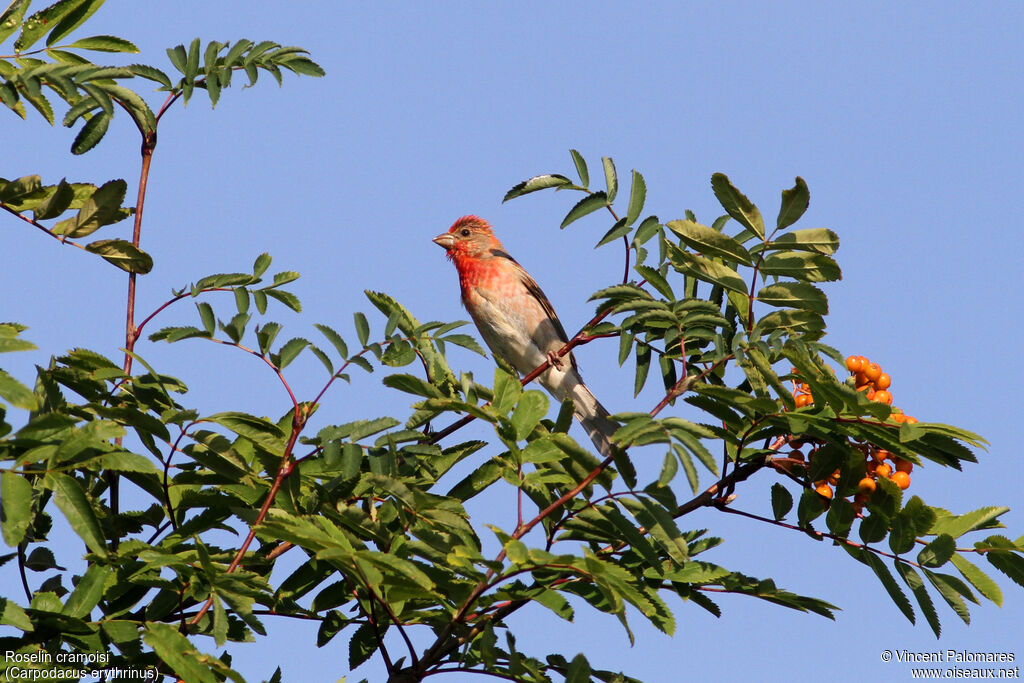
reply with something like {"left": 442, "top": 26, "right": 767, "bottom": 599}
{"left": 3, "top": 2, "right": 1023, "bottom": 682}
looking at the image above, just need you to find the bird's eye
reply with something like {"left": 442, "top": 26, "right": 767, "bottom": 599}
{"left": 460, "top": 228, "right": 471, "bottom": 237}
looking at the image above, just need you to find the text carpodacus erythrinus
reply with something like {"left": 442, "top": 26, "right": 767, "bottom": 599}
{"left": 433, "top": 216, "right": 618, "bottom": 456}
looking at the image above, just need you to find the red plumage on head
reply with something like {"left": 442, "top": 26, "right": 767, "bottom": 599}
{"left": 448, "top": 215, "right": 492, "bottom": 234}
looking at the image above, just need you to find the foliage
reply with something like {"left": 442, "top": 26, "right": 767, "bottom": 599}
{"left": 1, "top": 2, "right": 1022, "bottom": 682}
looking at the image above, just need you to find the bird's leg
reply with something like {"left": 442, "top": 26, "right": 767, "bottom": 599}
{"left": 546, "top": 350, "right": 564, "bottom": 370}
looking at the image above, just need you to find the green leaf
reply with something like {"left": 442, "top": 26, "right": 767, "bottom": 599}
{"left": 32, "top": 179, "right": 75, "bottom": 220}
{"left": 167, "top": 44, "right": 187, "bottom": 74}
{"left": 511, "top": 390, "right": 548, "bottom": 441}
{"left": 711, "top": 173, "right": 764, "bottom": 240}
{"left": 44, "top": 0, "right": 104, "bottom": 45}
{"left": 560, "top": 191, "right": 608, "bottom": 229}
{"left": 71, "top": 111, "right": 110, "bottom": 154}
{"left": 340, "top": 443, "right": 362, "bottom": 479}
{"left": 348, "top": 622, "right": 378, "bottom": 670}
{"left": 756, "top": 282, "right": 828, "bottom": 315}
{"left": 0, "top": 0, "right": 30, "bottom": 45}
{"left": 0, "top": 368, "right": 39, "bottom": 410}
{"left": 314, "top": 323, "right": 348, "bottom": 360}
{"left": 502, "top": 174, "right": 573, "bottom": 201}
{"left": 49, "top": 472, "right": 107, "bottom": 558}
{"left": 925, "top": 569, "right": 973, "bottom": 625}
{"left": 62, "top": 563, "right": 109, "bottom": 618}
{"left": 83, "top": 239, "right": 152, "bottom": 273}
{"left": 770, "top": 482, "right": 793, "bottom": 521}
{"left": 635, "top": 265, "right": 673, "bottom": 300}
{"left": 860, "top": 550, "right": 915, "bottom": 624}
{"left": 777, "top": 177, "right": 809, "bottom": 230}
{"left": 666, "top": 219, "right": 753, "bottom": 265}
{"left": 565, "top": 653, "right": 592, "bottom": 683}
{"left": 657, "top": 450, "right": 678, "bottom": 487}
{"left": 65, "top": 35, "right": 138, "bottom": 52}
{"left": 667, "top": 246, "right": 747, "bottom": 294}
{"left": 185, "top": 36, "right": 201, "bottom": 79}
{"left": 633, "top": 343, "right": 651, "bottom": 397}
{"left": 918, "top": 534, "right": 956, "bottom": 568}
{"left": 1, "top": 472, "right": 33, "bottom": 546}
{"left": 930, "top": 506, "right": 1008, "bottom": 539}
{"left": 950, "top": 554, "right": 1002, "bottom": 606}
{"left": 127, "top": 63, "right": 172, "bottom": 88}
{"left": 896, "top": 562, "right": 940, "bottom": 637}
{"left": 595, "top": 217, "right": 630, "bottom": 247}
{"left": 0, "top": 597, "right": 32, "bottom": 631}
{"left": 16, "top": 0, "right": 81, "bottom": 51}
{"left": 602, "top": 156, "right": 618, "bottom": 202}
{"left": 208, "top": 412, "right": 285, "bottom": 454}
{"left": 626, "top": 170, "right": 646, "bottom": 225}
{"left": 144, "top": 622, "right": 219, "bottom": 683}
{"left": 263, "top": 288, "right": 301, "bottom": 312}
{"left": 570, "top": 149, "right": 589, "bottom": 187}
{"left": 55, "top": 179, "right": 129, "bottom": 237}
{"left": 0, "top": 175, "right": 42, "bottom": 204}
{"left": 759, "top": 252, "right": 841, "bottom": 282}
{"left": 767, "top": 228, "right": 839, "bottom": 255}
{"left": 354, "top": 312, "right": 370, "bottom": 346}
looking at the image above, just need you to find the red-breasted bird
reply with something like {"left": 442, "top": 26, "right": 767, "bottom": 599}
{"left": 433, "top": 215, "right": 618, "bottom": 456}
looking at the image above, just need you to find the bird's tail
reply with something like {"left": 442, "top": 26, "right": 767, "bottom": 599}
{"left": 562, "top": 374, "right": 620, "bottom": 458}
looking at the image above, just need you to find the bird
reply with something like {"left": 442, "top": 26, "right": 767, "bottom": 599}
{"left": 432, "top": 215, "right": 618, "bottom": 456}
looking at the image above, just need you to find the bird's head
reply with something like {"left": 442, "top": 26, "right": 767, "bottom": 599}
{"left": 433, "top": 216, "right": 503, "bottom": 260}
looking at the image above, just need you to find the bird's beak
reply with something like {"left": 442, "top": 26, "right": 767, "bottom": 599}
{"left": 432, "top": 232, "right": 455, "bottom": 250}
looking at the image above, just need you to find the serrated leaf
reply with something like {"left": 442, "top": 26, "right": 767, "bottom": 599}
{"left": 66, "top": 35, "right": 138, "bottom": 52}
{"left": 918, "top": 534, "right": 956, "bottom": 568}
{"left": 626, "top": 170, "right": 646, "bottom": 225}
{"left": 950, "top": 554, "right": 1002, "bottom": 606}
{"left": 252, "top": 252, "right": 271, "bottom": 277}
{"left": 896, "top": 562, "right": 940, "bottom": 637}
{"left": 314, "top": 324, "right": 348, "bottom": 359}
{"left": 602, "top": 156, "right": 617, "bottom": 202}
{"left": 666, "top": 246, "right": 747, "bottom": 294}
{"left": 770, "top": 482, "right": 793, "bottom": 521}
{"left": 264, "top": 288, "right": 301, "bottom": 312}
{"left": 756, "top": 282, "right": 828, "bottom": 315}
{"left": 44, "top": 0, "right": 104, "bottom": 45}
{"left": 71, "top": 111, "right": 109, "bottom": 154}
{"left": 502, "top": 174, "right": 573, "bottom": 201}
{"left": 760, "top": 252, "right": 841, "bottom": 282}
{"left": 144, "top": 622, "right": 219, "bottom": 683}
{"left": 777, "top": 177, "right": 809, "bottom": 230}
{"left": 85, "top": 239, "right": 152, "bottom": 273}
{"left": 666, "top": 219, "right": 753, "bottom": 265}
{"left": 16, "top": 0, "right": 81, "bottom": 51}
{"left": 56, "top": 179, "right": 128, "bottom": 237}
{"left": 711, "top": 173, "right": 764, "bottom": 239}
{"left": 0, "top": 0, "right": 30, "bottom": 45}
{"left": 275, "top": 337, "right": 309, "bottom": 369}
{"left": 767, "top": 228, "right": 839, "bottom": 255}
{"left": 860, "top": 551, "right": 915, "bottom": 624}
{"left": 32, "top": 179, "right": 75, "bottom": 220}
{"left": 62, "top": 563, "right": 109, "bottom": 618}
{"left": 560, "top": 191, "right": 608, "bottom": 229}
{"left": 570, "top": 149, "right": 589, "bottom": 187}
{"left": 1, "top": 472, "right": 33, "bottom": 546}
{"left": 511, "top": 390, "right": 548, "bottom": 441}
{"left": 127, "top": 63, "right": 172, "bottom": 88}
{"left": 354, "top": 312, "right": 370, "bottom": 346}
{"left": 49, "top": 472, "right": 107, "bottom": 558}
{"left": 0, "top": 368, "right": 39, "bottom": 410}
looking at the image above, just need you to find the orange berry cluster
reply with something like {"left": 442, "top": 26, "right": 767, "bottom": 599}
{"left": 783, "top": 357, "right": 921, "bottom": 512}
